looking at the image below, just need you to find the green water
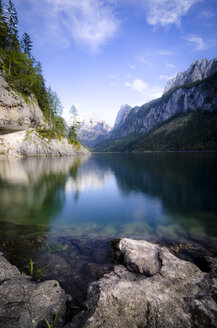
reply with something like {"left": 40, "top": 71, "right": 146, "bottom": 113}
{"left": 0, "top": 153, "right": 217, "bottom": 299}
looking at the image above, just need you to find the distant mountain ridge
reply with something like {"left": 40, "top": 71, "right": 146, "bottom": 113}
{"left": 78, "top": 118, "right": 111, "bottom": 148}
{"left": 95, "top": 56, "right": 217, "bottom": 152}
{"left": 164, "top": 57, "right": 217, "bottom": 93}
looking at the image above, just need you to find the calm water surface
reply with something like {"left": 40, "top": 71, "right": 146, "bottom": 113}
{"left": 0, "top": 153, "right": 217, "bottom": 300}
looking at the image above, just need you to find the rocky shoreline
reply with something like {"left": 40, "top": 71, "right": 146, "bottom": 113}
{"left": 0, "top": 129, "right": 88, "bottom": 157}
{"left": 0, "top": 238, "right": 217, "bottom": 328}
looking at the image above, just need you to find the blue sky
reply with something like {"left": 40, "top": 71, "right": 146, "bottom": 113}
{"left": 14, "top": 0, "right": 217, "bottom": 126}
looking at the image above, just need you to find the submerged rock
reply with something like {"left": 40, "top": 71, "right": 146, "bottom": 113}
{"left": 0, "top": 252, "right": 66, "bottom": 328}
{"left": 68, "top": 238, "right": 217, "bottom": 328}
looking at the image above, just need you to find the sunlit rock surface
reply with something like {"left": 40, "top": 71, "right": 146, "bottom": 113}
{"left": 113, "top": 104, "right": 132, "bottom": 130}
{"left": 164, "top": 57, "right": 217, "bottom": 93}
{"left": 0, "top": 130, "right": 88, "bottom": 157}
{"left": 68, "top": 238, "right": 217, "bottom": 328}
{"left": 0, "top": 74, "right": 45, "bottom": 129}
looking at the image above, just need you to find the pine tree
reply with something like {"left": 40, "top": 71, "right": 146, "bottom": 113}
{"left": 47, "top": 87, "right": 63, "bottom": 125}
{"left": 21, "top": 32, "right": 32, "bottom": 57}
{"left": 6, "top": 0, "right": 19, "bottom": 75}
{"left": 0, "top": 0, "right": 9, "bottom": 51}
{"left": 7, "top": 0, "right": 18, "bottom": 45}
{"left": 69, "top": 105, "right": 80, "bottom": 139}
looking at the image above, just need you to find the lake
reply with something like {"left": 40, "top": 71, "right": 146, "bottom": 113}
{"left": 0, "top": 152, "right": 217, "bottom": 301}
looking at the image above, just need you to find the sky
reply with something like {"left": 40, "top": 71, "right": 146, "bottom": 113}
{"left": 13, "top": 0, "right": 217, "bottom": 126}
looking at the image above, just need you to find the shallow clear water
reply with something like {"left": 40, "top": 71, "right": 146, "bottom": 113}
{"left": 0, "top": 153, "right": 217, "bottom": 299}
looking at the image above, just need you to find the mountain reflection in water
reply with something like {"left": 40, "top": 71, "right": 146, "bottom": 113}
{"left": 0, "top": 153, "right": 216, "bottom": 242}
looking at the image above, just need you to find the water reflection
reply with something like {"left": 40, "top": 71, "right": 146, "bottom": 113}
{"left": 0, "top": 153, "right": 217, "bottom": 302}
{"left": 0, "top": 153, "right": 216, "bottom": 243}
{"left": 0, "top": 156, "right": 88, "bottom": 230}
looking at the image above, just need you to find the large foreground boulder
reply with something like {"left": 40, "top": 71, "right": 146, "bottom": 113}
{"left": 68, "top": 238, "right": 217, "bottom": 328}
{"left": 0, "top": 252, "right": 66, "bottom": 328}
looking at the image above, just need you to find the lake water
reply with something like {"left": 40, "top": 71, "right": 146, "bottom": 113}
{"left": 0, "top": 153, "right": 217, "bottom": 301}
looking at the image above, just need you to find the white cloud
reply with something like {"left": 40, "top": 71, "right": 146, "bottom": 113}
{"left": 186, "top": 35, "right": 207, "bottom": 50}
{"left": 25, "top": 0, "right": 119, "bottom": 52}
{"left": 129, "top": 64, "right": 136, "bottom": 70}
{"left": 125, "top": 79, "right": 148, "bottom": 93}
{"left": 143, "top": 0, "right": 203, "bottom": 26}
{"left": 125, "top": 79, "right": 163, "bottom": 100}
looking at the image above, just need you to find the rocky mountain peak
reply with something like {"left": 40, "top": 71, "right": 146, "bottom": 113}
{"left": 77, "top": 117, "right": 111, "bottom": 148}
{"left": 113, "top": 104, "right": 132, "bottom": 130}
{"left": 164, "top": 57, "right": 217, "bottom": 93}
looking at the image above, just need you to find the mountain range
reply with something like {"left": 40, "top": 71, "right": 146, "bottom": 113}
{"left": 94, "top": 57, "right": 217, "bottom": 152}
{"left": 77, "top": 118, "right": 111, "bottom": 148}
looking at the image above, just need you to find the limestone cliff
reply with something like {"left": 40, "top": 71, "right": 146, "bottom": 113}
{"left": 0, "top": 73, "right": 88, "bottom": 157}
{"left": 0, "top": 74, "right": 45, "bottom": 129}
{"left": 0, "top": 130, "right": 88, "bottom": 157}
{"left": 112, "top": 104, "right": 132, "bottom": 131}
{"left": 164, "top": 57, "right": 217, "bottom": 93}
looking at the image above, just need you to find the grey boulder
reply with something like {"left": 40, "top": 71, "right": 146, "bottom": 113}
{"left": 68, "top": 238, "right": 217, "bottom": 328}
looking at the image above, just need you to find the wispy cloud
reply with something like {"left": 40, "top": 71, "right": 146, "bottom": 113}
{"left": 137, "top": 57, "right": 152, "bottom": 66}
{"left": 129, "top": 64, "right": 136, "bottom": 70}
{"left": 125, "top": 79, "right": 163, "bottom": 100}
{"left": 23, "top": 0, "right": 120, "bottom": 52}
{"left": 198, "top": 10, "right": 217, "bottom": 19}
{"left": 186, "top": 35, "right": 207, "bottom": 50}
{"left": 166, "top": 63, "right": 176, "bottom": 69}
{"left": 142, "top": 0, "right": 203, "bottom": 26}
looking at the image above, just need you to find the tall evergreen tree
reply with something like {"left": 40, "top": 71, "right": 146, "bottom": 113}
{"left": 21, "top": 32, "right": 32, "bottom": 57}
{"left": 47, "top": 87, "right": 63, "bottom": 125}
{"left": 7, "top": 0, "right": 18, "bottom": 44}
{"left": 6, "top": 0, "right": 19, "bottom": 75}
{"left": 0, "top": 0, "right": 9, "bottom": 51}
{"left": 69, "top": 105, "right": 80, "bottom": 139}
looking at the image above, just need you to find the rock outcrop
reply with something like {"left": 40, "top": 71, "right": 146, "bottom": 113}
{"left": 68, "top": 238, "right": 217, "bottom": 328}
{"left": 164, "top": 57, "right": 217, "bottom": 93}
{"left": 112, "top": 104, "right": 132, "bottom": 131}
{"left": 0, "top": 130, "right": 88, "bottom": 157}
{"left": 0, "top": 74, "right": 45, "bottom": 129}
{"left": 77, "top": 118, "right": 111, "bottom": 148}
{"left": 0, "top": 251, "right": 66, "bottom": 328}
